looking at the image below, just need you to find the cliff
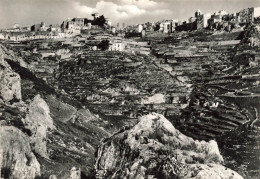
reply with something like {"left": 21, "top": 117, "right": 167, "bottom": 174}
{"left": 0, "top": 52, "right": 21, "bottom": 103}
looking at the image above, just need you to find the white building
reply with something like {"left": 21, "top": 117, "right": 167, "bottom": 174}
{"left": 110, "top": 42, "right": 124, "bottom": 51}
{"left": 159, "top": 21, "right": 174, "bottom": 33}
{"left": 105, "top": 18, "right": 112, "bottom": 26}
{"left": 163, "top": 22, "right": 172, "bottom": 33}
{"left": 0, "top": 33, "right": 5, "bottom": 40}
{"left": 109, "top": 38, "right": 125, "bottom": 51}
{"left": 197, "top": 13, "right": 211, "bottom": 29}
{"left": 253, "top": 7, "right": 260, "bottom": 18}
{"left": 13, "top": 23, "right": 20, "bottom": 29}
{"left": 214, "top": 10, "right": 228, "bottom": 16}
{"left": 137, "top": 24, "right": 143, "bottom": 33}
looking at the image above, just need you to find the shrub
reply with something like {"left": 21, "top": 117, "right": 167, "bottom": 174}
{"left": 97, "top": 40, "right": 110, "bottom": 51}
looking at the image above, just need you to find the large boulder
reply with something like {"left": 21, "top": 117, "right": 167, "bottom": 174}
{"left": 22, "top": 95, "right": 54, "bottom": 158}
{"left": 0, "top": 126, "right": 41, "bottom": 179}
{"left": 0, "top": 55, "right": 21, "bottom": 103}
{"left": 95, "top": 113, "right": 243, "bottom": 179}
{"left": 45, "top": 95, "right": 101, "bottom": 124}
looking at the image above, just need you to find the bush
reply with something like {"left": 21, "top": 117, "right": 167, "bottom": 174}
{"left": 92, "top": 15, "right": 106, "bottom": 27}
{"left": 232, "top": 53, "right": 255, "bottom": 66}
{"left": 97, "top": 40, "right": 110, "bottom": 51}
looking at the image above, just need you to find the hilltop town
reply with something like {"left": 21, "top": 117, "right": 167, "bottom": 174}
{"left": 0, "top": 4, "right": 260, "bottom": 179}
{"left": 1, "top": 7, "right": 260, "bottom": 41}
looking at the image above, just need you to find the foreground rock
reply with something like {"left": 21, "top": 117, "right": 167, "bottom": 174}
{"left": 22, "top": 94, "right": 54, "bottom": 158}
{"left": 95, "top": 113, "right": 243, "bottom": 179}
{"left": 0, "top": 126, "right": 40, "bottom": 179}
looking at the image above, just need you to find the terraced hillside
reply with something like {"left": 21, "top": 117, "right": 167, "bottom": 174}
{"left": 1, "top": 24, "right": 260, "bottom": 179}
{"left": 147, "top": 26, "right": 260, "bottom": 178}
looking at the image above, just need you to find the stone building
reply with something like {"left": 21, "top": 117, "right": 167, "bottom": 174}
{"left": 238, "top": 7, "right": 260, "bottom": 23}
{"left": 61, "top": 18, "right": 81, "bottom": 35}
{"left": 72, "top": 17, "right": 85, "bottom": 27}
{"left": 158, "top": 20, "right": 177, "bottom": 33}
{"left": 175, "top": 21, "right": 196, "bottom": 31}
{"left": 162, "top": 21, "right": 172, "bottom": 33}
{"left": 30, "top": 22, "right": 49, "bottom": 32}
{"left": 31, "top": 24, "right": 41, "bottom": 32}
{"left": 197, "top": 13, "right": 212, "bottom": 29}
{"left": 109, "top": 37, "right": 125, "bottom": 51}
{"left": 207, "top": 10, "right": 228, "bottom": 28}
{"left": 48, "top": 24, "right": 61, "bottom": 32}
{"left": 195, "top": 9, "right": 202, "bottom": 18}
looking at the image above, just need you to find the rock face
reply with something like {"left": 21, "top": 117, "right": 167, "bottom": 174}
{"left": 22, "top": 95, "right": 54, "bottom": 158}
{"left": 0, "top": 126, "right": 41, "bottom": 179}
{"left": 0, "top": 55, "right": 21, "bottom": 103}
{"left": 95, "top": 113, "right": 243, "bottom": 179}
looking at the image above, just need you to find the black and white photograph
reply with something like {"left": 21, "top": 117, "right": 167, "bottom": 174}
{"left": 0, "top": 0, "right": 259, "bottom": 178}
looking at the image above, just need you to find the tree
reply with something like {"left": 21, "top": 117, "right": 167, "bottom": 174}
{"left": 97, "top": 40, "right": 110, "bottom": 51}
{"left": 92, "top": 15, "right": 106, "bottom": 27}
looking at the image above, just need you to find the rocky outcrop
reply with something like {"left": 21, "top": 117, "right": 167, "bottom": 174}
{"left": 0, "top": 126, "right": 40, "bottom": 179}
{"left": 95, "top": 113, "right": 243, "bottom": 179}
{"left": 46, "top": 95, "right": 101, "bottom": 124}
{"left": 0, "top": 55, "right": 21, "bottom": 103}
{"left": 0, "top": 44, "right": 28, "bottom": 68}
{"left": 22, "top": 95, "right": 54, "bottom": 158}
{"left": 70, "top": 167, "right": 81, "bottom": 179}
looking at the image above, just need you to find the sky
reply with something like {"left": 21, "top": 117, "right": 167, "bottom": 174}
{"left": 0, "top": 0, "right": 259, "bottom": 28}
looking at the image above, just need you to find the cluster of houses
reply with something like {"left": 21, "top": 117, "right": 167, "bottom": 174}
{"left": 62, "top": 32, "right": 150, "bottom": 54}
{"left": 0, "top": 13, "right": 112, "bottom": 41}
{"left": 131, "top": 7, "right": 260, "bottom": 33}
{"left": 60, "top": 13, "right": 111, "bottom": 34}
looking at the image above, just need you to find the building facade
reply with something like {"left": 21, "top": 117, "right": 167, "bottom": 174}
{"left": 238, "top": 7, "right": 260, "bottom": 23}
{"left": 31, "top": 24, "right": 41, "bottom": 32}
{"left": 197, "top": 13, "right": 212, "bottom": 29}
